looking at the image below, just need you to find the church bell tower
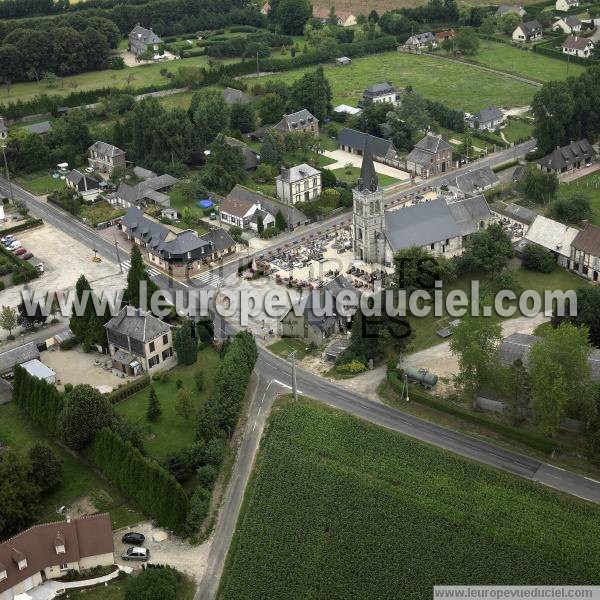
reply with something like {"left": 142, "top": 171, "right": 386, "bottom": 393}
{"left": 352, "top": 138, "right": 385, "bottom": 264}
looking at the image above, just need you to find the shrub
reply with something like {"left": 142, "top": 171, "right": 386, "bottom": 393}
{"left": 204, "top": 437, "right": 227, "bottom": 466}
{"left": 335, "top": 360, "right": 368, "bottom": 375}
{"left": 197, "top": 464, "right": 218, "bottom": 488}
{"left": 194, "top": 370, "right": 204, "bottom": 392}
{"left": 521, "top": 244, "right": 556, "bottom": 274}
{"left": 59, "top": 338, "right": 78, "bottom": 351}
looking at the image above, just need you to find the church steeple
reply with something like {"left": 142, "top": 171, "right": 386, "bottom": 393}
{"left": 358, "top": 136, "right": 379, "bottom": 193}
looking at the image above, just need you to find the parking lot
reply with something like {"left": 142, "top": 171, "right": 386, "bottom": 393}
{"left": 0, "top": 223, "right": 126, "bottom": 311}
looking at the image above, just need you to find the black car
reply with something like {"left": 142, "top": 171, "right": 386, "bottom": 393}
{"left": 121, "top": 532, "right": 145, "bottom": 545}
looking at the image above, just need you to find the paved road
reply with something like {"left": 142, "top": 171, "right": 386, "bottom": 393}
{"left": 7, "top": 167, "right": 600, "bottom": 600}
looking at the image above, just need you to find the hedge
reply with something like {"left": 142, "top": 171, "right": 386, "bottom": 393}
{"left": 13, "top": 365, "right": 65, "bottom": 436}
{"left": 0, "top": 218, "right": 43, "bottom": 236}
{"left": 88, "top": 427, "right": 189, "bottom": 532}
{"left": 387, "top": 370, "right": 561, "bottom": 454}
{"left": 0, "top": 245, "right": 39, "bottom": 282}
{"left": 107, "top": 375, "right": 150, "bottom": 404}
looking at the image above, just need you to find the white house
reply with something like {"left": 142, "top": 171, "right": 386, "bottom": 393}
{"left": 362, "top": 82, "right": 401, "bottom": 105}
{"left": 220, "top": 185, "right": 275, "bottom": 231}
{"left": 275, "top": 164, "right": 322, "bottom": 205}
{"left": 512, "top": 20, "right": 544, "bottom": 42}
{"left": 562, "top": 35, "right": 595, "bottom": 58}
{"left": 556, "top": 0, "right": 579, "bottom": 11}
{"left": 524, "top": 215, "right": 579, "bottom": 268}
{"left": 553, "top": 15, "right": 582, "bottom": 34}
{"left": 404, "top": 32, "right": 437, "bottom": 49}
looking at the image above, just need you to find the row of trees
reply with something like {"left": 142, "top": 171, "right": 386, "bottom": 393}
{"left": 88, "top": 427, "right": 189, "bottom": 531}
{"left": 0, "top": 18, "right": 120, "bottom": 82}
{"left": 532, "top": 64, "right": 600, "bottom": 155}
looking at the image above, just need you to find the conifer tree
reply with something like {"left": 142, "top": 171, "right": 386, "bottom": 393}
{"left": 146, "top": 386, "right": 161, "bottom": 422}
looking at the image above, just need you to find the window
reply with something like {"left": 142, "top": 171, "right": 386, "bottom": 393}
{"left": 60, "top": 564, "right": 69, "bottom": 571}
{"left": 0, "top": 570, "right": 6, "bottom": 582}
{"left": 430, "top": 243, "right": 434, "bottom": 250}
{"left": 149, "top": 341, "right": 155, "bottom": 353}
{"left": 163, "top": 334, "right": 169, "bottom": 345}
{"left": 162, "top": 347, "right": 173, "bottom": 360}
{"left": 148, "top": 355, "right": 160, "bottom": 368}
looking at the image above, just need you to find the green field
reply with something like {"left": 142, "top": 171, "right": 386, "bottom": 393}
{"left": 0, "top": 401, "right": 143, "bottom": 529}
{"left": 471, "top": 41, "right": 586, "bottom": 82}
{"left": 243, "top": 51, "right": 537, "bottom": 112}
{"left": 220, "top": 401, "right": 600, "bottom": 599}
{"left": 115, "top": 347, "right": 219, "bottom": 460}
{"left": 557, "top": 171, "right": 600, "bottom": 226}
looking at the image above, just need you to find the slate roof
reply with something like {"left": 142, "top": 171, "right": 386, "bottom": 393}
{"left": 407, "top": 134, "right": 452, "bottom": 166}
{"left": 493, "top": 202, "right": 537, "bottom": 225}
{"left": 0, "top": 342, "right": 40, "bottom": 375}
{"left": 66, "top": 169, "right": 100, "bottom": 190}
{"left": 133, "top": 166, "right": 156, "bottom": 180}
{"left": 200, "top": 228, "right": 236, "bottom": 252}
{"left": 473, "top": 106, "right": 503, "bottom": 125}
{"left": 520, "top": 20, "right": 543, "bottom": 36}
{"left": 441, "top": 166, "right": 500, "bottom": 195}
{"left": 276, "top": 163, "right": 320, "bottom": 183}
{"left": 572, "top": 223, "right": 600, "bottom": 256}
{"left": 130, "top": 24, "right": 161, "bottom": 45}
{"left": 222, "top": 87, "right": 250, "bottom": 105}
{"left": 275, "top": 109, "right": 318, "bottom": 132}
{"left": 405, "top": 32, "right": 435, "bottom": 45}
{"left": 562, "top": 15, "right": 582, "bottom": 27}
{"left": 220, "top": 135, "right": 259, "bottom": 170}
{"left": 537, "top": 139, "right": 594, "bottom": 171}
{"left": 562, "top": 35, "right": 593, "bottom": 50}
{"left": 496, "top": 4, "right": 526, "bottom": 17}
{"left": 23, "top": 121, "right": 52, "bottom": 135}
{"left": 0, "top": 514, "right": 113, "bottom": 596}
{"left": 105, "top": 306, "right": 170, "bottom": 342}
{"left": 114, "top": 174, "right": 178, "bottom": 206}
{"left": 337, "top": 128, "right": 395, "bottom": 157}
{"left": 385, "top": 196, "right": 490, "bottom": 252}
{"left": 89, "top": 141, "right": 125, "bottom": 157}
{"left": 357, "top": 139, "right": 378, "bottom": 192}
{"left": 364, "top": 82, "right": 395, "bottom": 97}
{"left": 524, "top": 215, "right": 579, "bottom": 257}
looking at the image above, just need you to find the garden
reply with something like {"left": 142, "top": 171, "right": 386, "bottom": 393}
{"left": 220, "top": 400, "right": 600, "bottom": 600}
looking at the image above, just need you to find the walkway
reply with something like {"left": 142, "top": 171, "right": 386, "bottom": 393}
{"left": 322, "top": 149, "right": 412, "bottom": 182}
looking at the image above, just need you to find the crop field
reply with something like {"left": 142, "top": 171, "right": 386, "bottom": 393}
{"left": 220, "top": 401, "right": 600, "bottom": 599}
{"left": 471, "top": 41, "right": 586, "bottom": 82}
{"left": 245, "top": 51, "right": 537, "bottom": 112}
{"left": 557, "top": 171, "right": 600, "bottom": 226}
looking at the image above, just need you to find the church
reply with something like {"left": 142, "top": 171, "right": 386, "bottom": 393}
{"left": 352, "top": 144, "right": 493, "bottom": 267}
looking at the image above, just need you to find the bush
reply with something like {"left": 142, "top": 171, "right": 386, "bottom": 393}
{"left": 108, "top": 376, "right": 150, "bottom": 404}
{"left": 204, "top": 437, "right": 227, "bottom": 466}
{"left": 521, "top": 244, "right": 556, "bottom": 274}
{"left": 124, "top": 566, "right": 180, "bottom": 600}
{"left": 335, "top": 360, "right": 368, "bottom": 375}
{"left": 184, "top": 485, "right": 211, "bottom": 535}
{"left": 197, "top": 464, "right": 218, "bottom": 488}
{"left": 194, "top": 370, "right": 204, "bottom": 392}
{"left": 59, "top": 338, "right": 78, "bottom": 351}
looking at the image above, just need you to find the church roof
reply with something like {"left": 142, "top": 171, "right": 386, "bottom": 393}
{"left": 357, "top": 140, "right": 378, "bottom": 192}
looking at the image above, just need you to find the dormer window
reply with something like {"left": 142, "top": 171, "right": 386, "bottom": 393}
{"left": 54, "top": 532, "right": 66, "bottom": 555}
{"left": 0, "top": 564, "right": 7, "bottom": 581}
{"left": 12, "top": 548, "right": 27, "bottom": 570}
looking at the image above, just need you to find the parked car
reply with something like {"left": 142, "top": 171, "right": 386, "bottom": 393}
{"left": 14, "top": 247, "right": 26, "bottom": 256}
{"left": 34, "top": 262, "right": 44, "bottom": 274}
{"left": 121, "top": 547, "right": 150, "bottom": 562}
{"left": 1, "top": 235, "right": 15, "bottom": 245}
{"left": 22, "top": 252, "right": 33, "bottom": 260}
{"left": 121, "top": 532, "right": 145, "bottom": 545}
{"left": 7, "top": 241, "right": 21, "bottom": 251}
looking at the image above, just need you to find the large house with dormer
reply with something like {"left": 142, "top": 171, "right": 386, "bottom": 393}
{"left": 406, "top": 133, "right": 454, "bottom": 177}
{"left": 0, "top": 515, "right": 114, "bottom": 600}
{"left": 274, "top": 109, "right": 319, "bottom": 136}
{"left": 129, "top": 24, "right": 162, "bottom": 57}
{"left": 537, "top": 139, "right": 595, "bottom": 175}
{"left": 562, "top": 35, "right": 595, "bottom": 58}
{"left": 512, "top": 20, "right": 544, "bottom": 42}
{"left": 88, "top": 141, "right": 126, "bottom": 175}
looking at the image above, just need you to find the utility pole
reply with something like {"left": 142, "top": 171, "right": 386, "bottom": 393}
{"left": 289, "top": 350, "right": 298, "bottom": 401}
{"left": 114, "top": 233, "right": 122, "bottom": 273}
{"left": 256, "top": 50, "right": 260, "bottom": 79}
{"left": 401, "top": 372, "right": 410, "bottom": 402}
{"left": 2, "top": 144, "right": 15, "bottom": 204}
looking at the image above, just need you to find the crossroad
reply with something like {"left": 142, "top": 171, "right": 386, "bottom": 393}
{"left": 190, "top": 271, "right": 223, "bottom": 287}
{"left": 120, "top": 259, "right": 162, "bottom": 278}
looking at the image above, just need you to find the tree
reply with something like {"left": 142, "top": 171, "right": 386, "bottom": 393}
{"left": 258, "top": 92, "right": 286, "bottom": 125}
{"left": 124, "top": 566, "right": 179, "bottom": 600}
{"left": 459, "top": 223, "right": 513, "bottom": 276}
{"left": 28, "top": 444, "right": 62, "bottom": 493}
{"left": 449, "top": 313, "right": 502, "bottom": 406}
{"left": 382, "top": 109, "right": 414, "bottom": 151}
{"left": 441, "top": 37, "right": 454, "bottom": 54}
{"left": 368, "top": 9, "right": 379, "bottom": 22}
{"left": 455, "top": 26, "right": 480, "bottom": 55}
{"left": 521, "top": 243, "right": 556, "bottom": 273}
{"left": 173, "top": 318, "right": 197, "bottom": 365}
{"left": 517, "top": 165, "right": 559, "bottom": 204}
{"left": 479, "top": 16, "right": 495, "bottom": 35}
{"left": 0, "top": 305, "right": 17, "bottom": 337}
{"left": 397, "top": 91, "right": 431, "bottom": 134}
{"left": 529, "top": 322, "right": 594, "bottom": 435}
{"left": 230, "top": 101, "right": 256, "bottom": 134}
{"left": 260, "top": 131, "right": 280, "bottom": 165}
{"left": 532, "top": 80, "right": 576, "bottom": 154}
{"left": 257, "top": 214, "right": 264, "bottom": 234}
{"left": 199, "top": 138, "right": 246, "bottom": 192}
{"left": 59, "top": 384, "right": 116, "bottom": 450}
{"left": 499, "top": 13, "right": 521, "bottom": 36}
{"left": 189, "top": 89, "right": 230, "bottom": 148}
{"left": 320, "top": 188, "right": 340, "bottom": 208}
{"left": 146, "top": 386, "right": 162, "bottom": 422}
{"left": 124, "top": 245, "right": 159, "bottom": 310}
{"left": 69, "top": 274, "right": 108, "bottom": 350}
{"left": 0, "top": 450, "right": 41, "bottom": 539}
{"left": 393, "top": 246, "right": 456, "bottom": 293}
{"left": 289, "top": 67, "right": 333, "bottom": 121}
{"left": 554, "top": 286, "right": 600, "bottom": 348}
{"left": 184, "top": 485, "right": 211, "bottom": 535}
{"left": 194, "top": 370, "right": 204, "bottom": 391}
{"left": 547, "top": 193, "right": 591, "bottom": 224}
{"left": 270, "top": 0, "right": 312, "bottom": 34}
{"left": 275, "top": 209, "right": 286, "bottom": 231}
{"left": 176, "top": 386, "right": 193, "bottom": 420}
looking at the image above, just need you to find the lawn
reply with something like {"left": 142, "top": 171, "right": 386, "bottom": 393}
{"left": 115, "top": 347, "right": 220, "bottom": 460}
{"left": 16, "top": 171, "right": 66, "bottom": 195}
{"left": 332, "top": 166, "right": 399, "bottom": 187}
{"left": 267, "top": 337, "right": 315, "bottom": 360}
{"left": 0, "top": 401, "right": 143, "bottom": 529}
{"left": 557, "top": 171, "right": 600, "bottom": 226}
{"left": 471, "top": 40, "right": 586, "bottom": 82}
{"left": 220, "top": 401, "right": 600, "bottom": 600}
{"left": 243, "top": 50, "right": 537, "bottom": 112}
{"left": 502, "top": 117, "right": 535, "bottom": 143}
{"left": 80, "top": 201, "right": 125, "bottom": 227}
